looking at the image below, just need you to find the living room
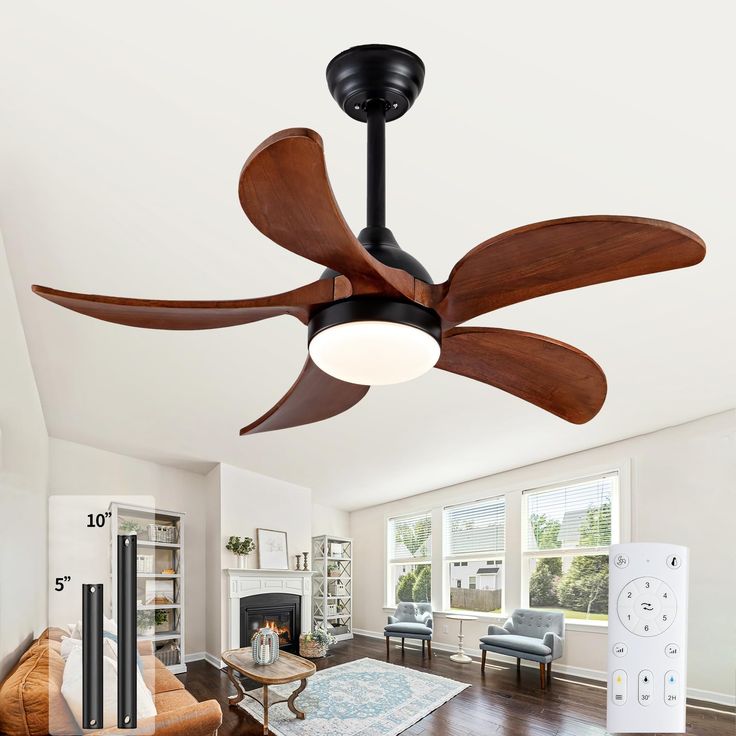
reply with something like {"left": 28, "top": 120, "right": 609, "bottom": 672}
{"left": 1, "top": 4, "right": 735, "bottom": 736}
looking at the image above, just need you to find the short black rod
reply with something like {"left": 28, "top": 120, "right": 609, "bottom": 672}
{"left": 366, "top": 98, "right": 386, "bottom": 228}
{"left": 82, "top": 583, "right": 104, "bottom": 729}
{"left": 117, "top": 535, "right": 137, "bottom": 729}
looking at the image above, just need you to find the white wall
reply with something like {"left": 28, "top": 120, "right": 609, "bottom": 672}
{"left": 47, "top": 438, "right": 209, "bottom": 656}
{"left": 206, "top": 463, "right": 312, "bottom": 658}
{"left": 350, "top": 411, "right": 736, "bottom": 705}
{"left": 0, "top": 233, "right": 49, "bottom": 679}
{"left": 312, "top": 502, "right": 350, "bottom": 539}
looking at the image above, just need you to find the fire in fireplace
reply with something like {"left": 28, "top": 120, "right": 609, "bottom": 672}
{"left": 240, "top": 593, "right": 301, "bottom": 652}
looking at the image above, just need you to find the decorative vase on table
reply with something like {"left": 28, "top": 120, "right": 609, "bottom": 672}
{"left": 252, "top": 627, "right": 280, "bottom": 664}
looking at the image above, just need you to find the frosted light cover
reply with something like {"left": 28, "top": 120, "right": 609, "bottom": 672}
{"left": 309, "top": 320, "right": 441, "bottom": 386}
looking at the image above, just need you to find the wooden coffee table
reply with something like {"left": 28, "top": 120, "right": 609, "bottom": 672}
{"left": 221, "top": 647, "right": 316, "bottom": 735}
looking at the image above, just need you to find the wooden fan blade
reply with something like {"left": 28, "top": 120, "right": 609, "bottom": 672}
{"left": 239, "top": 128, "right": 414, "bottom": 299}
{"left": 431, "top": 216, "right": 706, "bottom": 326}
{"left": 31, "top": 279, "right": 335, "bottom": 330}
{"left": 240, "top": 357, "right": 369, "bottom": 435}
{"left": 436, "top": 327, "right": 607, "bottom": 424}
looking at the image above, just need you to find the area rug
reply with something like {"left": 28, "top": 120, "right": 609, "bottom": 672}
{"left": 238, "top": 657, "right": 469, "bottom": 736}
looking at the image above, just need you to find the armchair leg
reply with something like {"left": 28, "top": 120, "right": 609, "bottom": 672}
{"left": 422, "top": 640, "right": 425, "bottom": 656}
{"left": 386, "top": 637, "right": 389, "bottom": 658}
{"left": 516, "top": 657, "right": 521, "bottom": 674}
{"left": 481, "top": 650, "right": 487, "bottom": 672}
{"left": 427, "top": 640, "right": 432, "bottom": 658}
{"left": 401, "top": 638, "right": 405, "bottom": 652}
{"left": 539, "top": 663, "right": 546, "bottom": 690}
{"left": 547, "top": 662, "right": 552, "bottom": 684}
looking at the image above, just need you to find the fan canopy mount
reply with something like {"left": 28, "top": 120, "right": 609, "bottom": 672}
{"left": 31, "top": 43, "right": 706, "bottom": 436}
{"left": 326, "top": 44, "right": 425, "bottom": 123}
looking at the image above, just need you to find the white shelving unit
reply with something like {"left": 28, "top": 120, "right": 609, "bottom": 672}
{"left": 312, "top": 535, "right": 353, "bottom": 642}
{"left": 110, "top": 502, "right": 186, "bottom": 674}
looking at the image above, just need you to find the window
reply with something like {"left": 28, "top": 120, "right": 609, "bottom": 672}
{"left": 387, "top": 512, "right": 431, "bottom": 606}
{"left": 523, "top": 472, "right": 618, "bottom": 622}
{"left": 444, "top": 496, "right": 505, "bottom": 613}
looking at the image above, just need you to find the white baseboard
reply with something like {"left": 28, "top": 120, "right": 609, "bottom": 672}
{"left": 204, "top": 651, "right": 225, "bottom": 669}
{"left": 185, "top": 651, "right": 206, "bottom": 663}
{"left": 352, "top": 629, "right": 735, "bottom": 708}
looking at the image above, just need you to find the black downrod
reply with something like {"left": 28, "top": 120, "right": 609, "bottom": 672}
{"left": 366, "top": 99, "right": 386, "bottom": 228}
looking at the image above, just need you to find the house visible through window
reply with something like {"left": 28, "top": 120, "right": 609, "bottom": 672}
{"left": 443, "top": 496, "right": 505, "bottom": 613}
{"left": 522, "top": 472, "right": 618, "bottom": 622}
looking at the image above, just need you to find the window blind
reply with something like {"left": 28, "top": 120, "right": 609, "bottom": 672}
{"left": 388, "top": 512, "right": 432, "bottom": 562}
{"left": 445, "top": 497, "right": 505, "bottom": 557}
{"left": 524, "top": 473, "right": 617, "bottom": 552}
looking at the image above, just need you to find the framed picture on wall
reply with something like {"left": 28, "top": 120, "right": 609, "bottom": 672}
{"left": 257, "top": 528, "right": 289, "bottom": 570}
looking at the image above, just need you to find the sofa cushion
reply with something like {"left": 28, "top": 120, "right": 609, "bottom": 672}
{"left": 154, "top": 688, "right": 198, "bottom": 713}
{"left": 143, "top": 662, "right": 186, "bottom": 694}
{"left": 384, "top": 622, "right": 433, "bottom": 636}
{"left": 0, "top": 644, "right": 78, "bottom": 736}
{"left": 480, "top": 634, "right": 552, "bottom": 656}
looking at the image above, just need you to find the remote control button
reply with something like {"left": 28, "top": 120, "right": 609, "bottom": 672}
{"left": 665, "top": 643, "right": 680, "bottom": 658}
{"left": 614, "top": 553, "right": 629, "bottom": 569}
{"left": 612, "top": 642, "right": 628, "bottom": 657}
{"left": 612, "top": 670, "right": 627, "bottom": 705}
{"left": 617, "top": 576, "right": 677, "bottom": 636}
{"left": 638, "top": 670, "right": 654, "bottom": 706}
{"left": 664, "top": 670, "right": 680, "bottom": 706}
{"left": 666, "top": 554, "right": 682, "bottom": 569}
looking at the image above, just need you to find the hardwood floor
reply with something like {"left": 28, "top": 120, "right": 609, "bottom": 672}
{"left": 179, "top": 635, "right": 733, "bottom": 736}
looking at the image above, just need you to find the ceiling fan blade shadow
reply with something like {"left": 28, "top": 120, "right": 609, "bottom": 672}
{"left": 432, "top": 216, "right": 705, "bottom": 326}
{"left": 240, "top": 357, "right": 369, "bottom": 435}
{"left": 32, "top": 279, "right": 336, "bottom": 330}
{"left": 238, "top": 128, "right": 414, "bottom": 299}
{"left": 436, "top": 326, "right": 607, "bottom": 424}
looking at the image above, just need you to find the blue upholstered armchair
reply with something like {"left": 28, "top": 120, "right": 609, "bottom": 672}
{"left": 384, "top": 602, "right": 433, "bottom": 658}
{"left": 479, "top": 609, "right": 564, "bottom": 689}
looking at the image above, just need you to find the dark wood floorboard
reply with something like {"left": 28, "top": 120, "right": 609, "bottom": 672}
{"left": 178, "top": 635, "right": 734, "bottom": 736}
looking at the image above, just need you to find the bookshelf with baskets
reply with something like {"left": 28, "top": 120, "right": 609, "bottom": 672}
{"left": 311, "top": 535, "right": 353, "bottom": 642}
{"left": 109, "top": 502, "right": 186, "bottom": 673}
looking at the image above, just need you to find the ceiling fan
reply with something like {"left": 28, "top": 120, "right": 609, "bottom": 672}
{"left": 33, "top": 45, "right": 705, "bottom": 435}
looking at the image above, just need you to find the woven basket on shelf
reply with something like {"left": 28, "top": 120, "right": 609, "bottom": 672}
{"left": 299, "top": 634, "right": 327, "bottom": 659}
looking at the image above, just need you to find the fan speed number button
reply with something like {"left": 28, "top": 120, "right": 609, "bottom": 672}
{"left": 617, "top": 577, "right": 676, "bottom": 636}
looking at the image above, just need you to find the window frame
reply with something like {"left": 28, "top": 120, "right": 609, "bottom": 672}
{"left": 520, "top": 470, "right": 620, "bottom": 622}
{"left": 385, "top": 510, "right": 432, "bottom": 607}
{"left": 442, "top": 494, "right": 506, "bottom": 613}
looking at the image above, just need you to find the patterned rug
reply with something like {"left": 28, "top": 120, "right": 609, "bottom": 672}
{"left": 238, "top": 657, "right": 469, "bottom": 736}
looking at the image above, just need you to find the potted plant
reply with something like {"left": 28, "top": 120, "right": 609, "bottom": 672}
{"left": 119, "top": 518, "right": 144, "bottom": 535}
{"left": 327, "top": 563, "right": 340, "bottom": 578}
{"left": 299, "top": 627, "right": 336, "bottom": 658}
{"left": 226, "top": 536, "right": 256, "bottom": 568}
{"left": 137, "top": 611, "right": 155, "bottom": 637}
{"left": 154, "top": 610, "right": 170, "bottom": 633}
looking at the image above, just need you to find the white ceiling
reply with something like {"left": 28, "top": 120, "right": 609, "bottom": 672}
{"left": 2, "top": 2, "right": 734, "bottom": 510}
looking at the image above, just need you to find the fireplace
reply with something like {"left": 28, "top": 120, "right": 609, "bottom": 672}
{"left": 240, "top": 592, "right": 301, "bottom": 651}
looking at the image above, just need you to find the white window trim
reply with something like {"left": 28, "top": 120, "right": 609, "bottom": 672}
{"left": 519, "top": 465, "right": 630, "bottom": 627}
{"left": 384, "top": 509, "right": 433, "bottom": 608}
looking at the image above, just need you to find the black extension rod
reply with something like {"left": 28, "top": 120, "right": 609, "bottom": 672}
{"left": 117, "top": 535, "right": 137, "bottom": 728}
{"left": 82, "top": 583, "right": 103, "bottom": 729}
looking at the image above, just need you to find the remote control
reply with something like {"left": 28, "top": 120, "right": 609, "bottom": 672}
{"left": 607, "top": 543, "right": 688, "bottom": 733}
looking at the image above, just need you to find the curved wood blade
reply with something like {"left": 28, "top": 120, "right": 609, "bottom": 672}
{"left": 436, "top": 327, "right": 607, "bottom": 424}
{"left": 32, "top": 279, "right": 335, "bottom": 330}
{"left": 239, "top": 128, "right": 414, "bottom": 299}
{"left": 240, "top": 357, "right": 369, "bottom": 435}
{"left": 431, "top": 216, "right": 706, "bottom": 326}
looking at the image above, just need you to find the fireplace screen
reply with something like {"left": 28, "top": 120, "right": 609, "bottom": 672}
{"left": 240, "top": 593, "right": 301, "bottom": 650}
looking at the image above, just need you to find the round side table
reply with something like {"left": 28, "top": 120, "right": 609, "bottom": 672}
{"left": 446, "top": 614, "right": 478, "bottom": 663}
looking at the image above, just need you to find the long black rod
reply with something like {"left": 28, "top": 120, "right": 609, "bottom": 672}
{"left": 118, "top": 535, "right": 137, "bottom": 729}
{"left": 82, "top": 583, "right": 103, "bottom": 729}
{"left": 366, "top": 99, "right": 386, "bottom": 228}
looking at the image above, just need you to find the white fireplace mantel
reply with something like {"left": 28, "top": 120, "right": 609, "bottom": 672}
{"left": 225, "top": 568, "right": 314, "bottom": 651}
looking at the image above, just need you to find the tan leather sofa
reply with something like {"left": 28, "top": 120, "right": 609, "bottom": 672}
{"left": 0, "top": 629, "right": 222, "bottom": 736}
